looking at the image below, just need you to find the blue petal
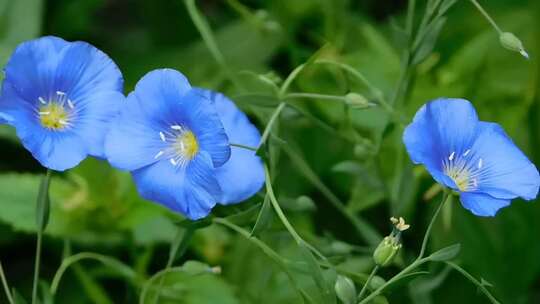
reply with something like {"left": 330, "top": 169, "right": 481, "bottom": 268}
{"left": 55, "top": 40, "right": 123, "bottom": 98}
{"left": 105, "top": 92, "right": 167, "bottom": 171}
{"left": 131, "top": 151, "right": 220, "bottom": 220}
{"left": 0, "top": 82, "right": 87, "bottom": 171}
{"left": 403, "top": 98, "right": 480, "bottom": 189}
{"left": 133, "top": 70, "right": 229, "bottom": 167}
{"left": 468, "top": 122, "right": 540, "bottom": 200}
{"left": 460, "top": 192, "right": 510, "bottom": 217}
{"left": 75, "top": 91, "right": 125, "bottom": 158}
{"left": 0, "top": 112, "right": 13, "bottom": 124}
{"left": 194, "top": 88, "right": 265, "bottom": 204}
{"left": 3, "top": 36, "right": 66, "bottom": 102}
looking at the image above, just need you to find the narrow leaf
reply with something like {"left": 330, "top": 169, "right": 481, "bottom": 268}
{"left": 428, "top": 243, "right": 461, "bottom": 261}
{"left": 251, "top": 195, "right": 274, "bottom": 237}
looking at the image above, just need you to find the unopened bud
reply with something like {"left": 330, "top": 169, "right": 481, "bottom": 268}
{"left": 335, "top": 275, "right": 357, "bottom": 304}
{"left": 499, "top": 32, "right": 529, "bottom": 59}
{"left": 345, "top": 93, "right": 370, "bottom": 109}
{"left": 373, "top": 236, "right": 401, "bottom": 266}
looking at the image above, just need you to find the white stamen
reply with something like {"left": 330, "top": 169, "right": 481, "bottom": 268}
{"left": 59, "top": 119, "right": 68, "bottom": 125}
{"left": 56, "top": 91, "right": 65, "bottom": 96}
{"left": 67, "top": 99, "right": 74, "bottom": 109}
{"left": 38, "top": 97, "right": 47, "bottom": 104}
{"left": 180, "top": 141, "right": 185, "bottom": 151}
{"left": 170, "top": 158, "right": 177, "bottom": 166}
{"left": 449, "top": 152, "right": 455, "bottom": 161}
{"left": 463, "top": 149, "right": 471, "bottom": 156}
{"left": 39, "top": 111, "right": 50, "bottom": 115}
{"left": 170, "top": 125, "right": 182, "bottom": 131}
{"left": 159, "top": 132, "right": 166, "bottom": 142}
{"left": 154, "top": 150, "right": 164, "bottom": 159}
{"left": 478, "top": 158, "right": 483, "bottom": 169}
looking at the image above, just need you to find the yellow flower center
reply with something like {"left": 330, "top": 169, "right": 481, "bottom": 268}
{"left": 442, "top": 150, "right": 482, "bottom": 192}
{"left": 39, "top": 103, "right": 70, "bottom": 130}
{"left": 173, "top": 131, "right": 199, "bottom": 161}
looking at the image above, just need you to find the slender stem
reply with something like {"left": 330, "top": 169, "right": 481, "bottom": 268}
{"left": 446, "top": 262, "right": 501, "bottom": 304}
{"left": 230, "top": 143, "right": 257, "bottom": 151}
{"left": 32, "top": 169, "right": 52, "bottom": 304}
{"left": 468, "top": 0, "right": 502, "bottom": 34}
{"left": 152, "top": 227, "right": 194, "bottom": 303}
{"left": 357, "top": 259, "right": 428, "bottom": 304}
{"left": 257, "top": 102, "right": 286, "bottom": 149}
{"left": 264, "top": 164, "right": 303, "bottom": 244}
{"left": 418, "top": 191, "right": 452, "bottom": 259}
{"left": 284, "top": 93, "right": 346, "bottom": 102}
{"left": 213, "top": 218, "right": 309, "bottom": 301}
{"left": 357, "top": 265, "right": 379, "bottom": 300}
{"left": 0, "top": 261, "right": 14, "bottom": 304}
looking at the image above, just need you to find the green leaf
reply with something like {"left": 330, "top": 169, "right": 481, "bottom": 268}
{"left": 250, "top": 195, "right": 274, "bottom": 237}
{"left": 11, "top": 289, "right": 28, "bottom": 304}
{"left": 298, "top": 242, "right": 336, "bottom": 304}
{"left": 413, "top": 17, "right": 447, "bottom": 65}
{"left": 35, "top": 170, "right": 52, "bottom": 231}
{"left": 428, "top": 244, "right": 461, "bottom": 261}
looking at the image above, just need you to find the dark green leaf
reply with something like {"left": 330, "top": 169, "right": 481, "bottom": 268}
{"left": 428, "top": 244, "right": 461, "bottom": 261}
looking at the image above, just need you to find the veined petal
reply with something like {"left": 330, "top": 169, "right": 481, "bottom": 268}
{"left": 460, "top": 192, "right": 511, "bottom": 217}
{"left": 0, "top": 112, "right": 12, "bottom": 124}
{"left": 403, "top": 98, "right": 480, "bottom": 189}
{"left": 76, "top": 91, "right": 125, "bottom": 158}
{"left": 194, "top": 88, "right": 264, "bottom": 204}
{"left": 183, "top": 90, "right": 230, "bottom": 168}
{"left": 132, "top": 151, "right": 219, "bottom": 220}
{"left": 105, "top": 92, "right": 167, "bottom": 171}
{"left": 55, "top": 40, "right": 123, "bottom": 100}
{"left": 132, "top": 69, "right": 191, "bottom": 122}
{"left": 469, "top": 122, "right": 540, "bottom": 200}
{"left": 3, "top": 36, "right": 65, "bottom": 102}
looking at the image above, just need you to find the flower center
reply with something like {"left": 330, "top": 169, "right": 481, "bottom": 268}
{"left": 37, "top": 91, "right": 75, "bottom": 131}
{"left": 155, "top": 125, "right": 199, "bottom": 168}
{"left": 442, "top": 150, "right": 482, "bottom": 192}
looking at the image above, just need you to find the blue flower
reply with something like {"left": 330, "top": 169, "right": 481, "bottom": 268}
{"left": 105, "top": 69, "right": 264, "bottom": 220}
{"left": 0, "top": 36, "right": 124, "bottom": 171}
{"left": 403, "top": 98, "right": 540, "bottom": 216}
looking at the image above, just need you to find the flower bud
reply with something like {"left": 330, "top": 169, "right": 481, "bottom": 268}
{"left": 499, "top": 32, "right": 529, "bottom": 59}
{"left": 373, "top": 236, "right": 401, "bottom": 266}
{"left": 345, "top": 93, "right": 370, "bottom": 109}
{"left": 335, "top": 275, "right": 357, "bottom": 304}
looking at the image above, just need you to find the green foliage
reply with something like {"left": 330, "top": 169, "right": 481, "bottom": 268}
{"left": 0, "top": 0, "right": 539, "bottom": 303}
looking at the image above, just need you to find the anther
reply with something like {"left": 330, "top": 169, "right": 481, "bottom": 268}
{"left": 56, "top": 91, "right": 65, "bottom": 96}
{"left": 159, "top": 132, "right": 166, "bottom": 142}
{"left": 170, "top": 158, "right": 177, "bottom": 166}
{"left": 478, "top": 158, "right": 483, "bottom": 169}
{"left": 170, "top": 125, "right": 182, "bottom": 131}
{"left": 39, "top": 111, "right": 50, "bottom": 115}
{"left": 449, "top": 152, "right": 455, "bottom": 161}
{"left": 38, "top": 97, "right": 47, "bottom": 104}
{"left": 154, "top": 151, "right": 164, "bottom": 159}
{"left": 59, "top": 119, "right": 68, "bottom": 125}
{"left": 67, "top": 99, "right": 74, "bottom": 109}
{"left": 463, "top": 149, "right": 471, "bottom": 156}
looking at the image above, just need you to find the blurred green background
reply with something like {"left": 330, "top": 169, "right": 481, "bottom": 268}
{"left": 0, "top": 0, "right": 539, "bottom": 303}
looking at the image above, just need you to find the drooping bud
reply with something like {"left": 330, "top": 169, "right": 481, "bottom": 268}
{"left": 373, "top": 236, "right": 401, "bottom": 266}
{"left": 335, "top": 275, "right": 357, "bottom": 304}
{"left": 499, "top": 32, "right": 529, "bottom": 59}
{"left": 345, "top": 93, "right": 370, "bottom": 109}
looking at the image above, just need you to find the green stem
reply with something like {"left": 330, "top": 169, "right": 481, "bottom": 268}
{"left": 32, "top": 169, "right": 52, "bottom": 304}
{"left": 230, "top": 143, "right": 258, "bottom": 151}
{"left": 468, "top": 0, "right": 502, "bottom": 34}
{"left": 357, "top": 265, "right": 379, "bottom": 300}
{"left": 264, "top": 164, "right": 303, "bottom": 245}
{"left": 0, "top": 261, "right": 14, "bottom": 304}
{"left": 152, "top": 227, "right": 194, "bottom": 304}
{"left": 284, "top": 92, "right": 346, "bottom": 102}
{"left": 445, "top": 262, "right": 501, "bottom": 304}
{"left": 213, "top": 217, "right": 310, "bottom": 302}
{"left": 357, "top": 258, "right": 428, "bottom": 304}
{"left": 184, "top": 0, "right": 243, "bottom": 89}
{"left": 257, "top": 102, "right": 286, "bottom": 150}
{"left": 418, "top": 191, "right": 452, "bottom": 259}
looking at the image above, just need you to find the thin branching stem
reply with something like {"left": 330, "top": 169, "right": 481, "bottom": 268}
{"left": 0, "top": 261, "right": 14, "bottom": 304}
{"left": 357, "top": 265, "right": 379, "bottom": 300}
